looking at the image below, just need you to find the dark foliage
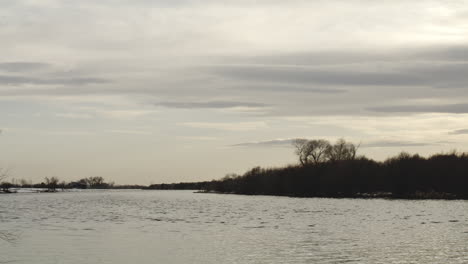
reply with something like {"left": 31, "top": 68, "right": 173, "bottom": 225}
{"left": 144, "top": 181, "right": 212, "bottom": 190}
{"left": 1, "top": 176, "right": 120, "bottom": 192}
{"left": 201, "top": 152, "right": 468, "bottom": 199}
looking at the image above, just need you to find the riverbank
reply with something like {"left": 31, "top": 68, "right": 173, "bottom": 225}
{"left": 196, "top": 189, "right": 465, "bottom": 200}
{"left": 193, "top": 152, "right": 468, "bottom": 200}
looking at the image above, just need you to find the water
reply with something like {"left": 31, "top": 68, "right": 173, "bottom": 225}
{"left": 1, "top": 190, "right": 467, "bottom": 264}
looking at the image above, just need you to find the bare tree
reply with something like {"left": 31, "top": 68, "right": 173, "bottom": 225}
{"left": 293, "top": 138, "right": 310, "bottom": 165}
{"left": 307, "top": 139, "right": 332, "bottom": 164}
{"left": 0, "top": 167, "right": 8, "bottom": 182}
{"left": 86, "top": 176, "right": 105, "bottom": 188}
{"left": 293, "top": 139, "right": 332, "bottom": 165}
{"left": 325, "top": 138, "right": 359, "bottom": 161}
{"left": 0, "top": 167, "right": 11, "bottom": 193}
{"left": 44, "top": 176, "right": 59, "bottom": 192}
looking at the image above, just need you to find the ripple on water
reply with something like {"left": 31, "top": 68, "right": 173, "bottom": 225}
{"left": 1, "top": 190, "right": 467, "bottom": 264}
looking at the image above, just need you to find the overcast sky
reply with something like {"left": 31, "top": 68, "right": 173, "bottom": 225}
{"left": 2, "top": 0, "right": 468, "bottom": 184}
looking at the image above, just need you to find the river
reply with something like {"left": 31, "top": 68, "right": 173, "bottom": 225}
{"left": 1, "top": 190, "right": 467, "bottom": 263}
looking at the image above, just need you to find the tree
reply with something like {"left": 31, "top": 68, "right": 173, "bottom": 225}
{"left": 44, "top": 177, "right": 59, "bottom": 192}
{"left": 86, "top": 176, "right": 106, "bottom": 188}
{"left": 293, "top": 139, "right": 331, "bottom": 165}
{"left": 0, "top": 182, "right": 13, "bottom": 193}
{"left": 325, "top": 138, "right": 358, "bottom": 162}
{"left": 0, "top": 167, "right": 11, "bottom": 193}
{"left": 19, "top": 178, "right": 32, "bottom": 188}
{"left": 293, "top": 139, "right": 311, "bottom": 165}
{"left": 0, "top": 167, "right": 8, "bottom": 182}
{"left": 307, "top": 139, "right": 332, "bottom": 164}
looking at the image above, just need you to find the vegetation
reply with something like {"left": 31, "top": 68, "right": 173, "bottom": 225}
{"left": 144, "top": 181, "right": 212, "bottom": 190}
{"left": 2, "top": 138, "right": 468, "bottom": 200}
{"left": 0, "top": 176, "right": 125, "bottom": 193}
{"left": 0, "top": 167, "right": 14, "bottom": 193}
{"left": 200, "top": 139, "right": 468, "bottom": 199}
{"left": 293, "top": 138, "right": 358, "bottom": 165}
{"left": 44, "top": 177, "right": 60, "bottom": 192}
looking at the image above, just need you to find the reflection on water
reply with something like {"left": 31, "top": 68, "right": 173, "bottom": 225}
{"left": 1, "top": 190, "right": 467, "bottom": 264}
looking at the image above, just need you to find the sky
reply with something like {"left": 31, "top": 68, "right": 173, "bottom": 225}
{"left": 1, "top": 0, "right": 468, "bottom": 184}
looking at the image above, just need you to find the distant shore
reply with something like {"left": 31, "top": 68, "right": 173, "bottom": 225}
{"left": 194, "top": 190, "right": 465, "bottom": 200}
{"left": 1, "top": 186, "right": 466, "bottom": 200}
{"left": 3, "top": 149, "right": 468, "bottom": 200}
{"left": 146, "top": 150, "right": 468, "bottom": 200}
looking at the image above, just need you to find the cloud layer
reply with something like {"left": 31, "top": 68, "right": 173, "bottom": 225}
{"left": 2, "top": 0, "right": 468, "bottom": 183}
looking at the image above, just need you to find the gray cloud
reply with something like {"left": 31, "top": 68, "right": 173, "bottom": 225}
{"left": 362, "top": 140, "right": 433, "bottom": 148}
{"left": 449, "top": 129, "right": 468, "bottom": 135}
{"left": 235, "top": 84, "right": 346, "bottom": 94}
{"left": 234, "top": 139, "right": 433, "bottom": 148}
{"left": 416, "top": 63, "right": 468, "bottom": 89}
{"left": 212, "top": 62, "right": 468, "bottom": 89}
{"left": 210, "top": 45, "right": 468, "bottom": 92}
{"left": 228, "top": 45, "right": 468, "bottom": 66}
{"left": 0, "top": 62, "right": 50, "bottom": 72}
{"left": 0, "top": 75, "right": 108, "bottom": 86}
{"left": 232, "top": 138, "right": 295, "bottom": 147}
{"left": 417, "top": 45, "right": 468, "bottom": 62}
{"left": 368, "top": 103, "right": 468, "bottom": 114}
{"left": 213, "top": 66, "right": 425, "bottom": 87}
{"left": 157, "top": 101, "right": 268, "bottom": 109}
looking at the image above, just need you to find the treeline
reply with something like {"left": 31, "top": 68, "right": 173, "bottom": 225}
{"left": 3, "top": 138, "right": 468, "bottom": 199}
{"left": 144, "top": 181, "right": 212, "bottom": 190}
{"left": 201, "top": 139, "right": 468, "bottom": 199}
{"left": 0, "top": 176, "right": 132, "bottom": 193}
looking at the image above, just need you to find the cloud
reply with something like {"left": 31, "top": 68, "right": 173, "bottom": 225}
{"left": 361, "top": 140, "right": 433, "bottom": 148}
{"left": 230, "top": 45, "right": 468, "bottom": 66}
{"left": 0, "top": 75, "right": 108, "bottom": 86}
{"left": 106, "top": 129, "right": 152, "bottom": 135}
{"left": 417, "top": 45, "right": 468, "bottom": 62}
{"left": 97, "top": 110, "right": 157, "bottom": 119}
{"left": 212, "top": 65, "right": 425, "bottom": 87}
{"left": 368, "top": 103, "right": 468, "bottom": 114}
{"left": 449, "top": 129, "right": 468, "bottom": 135}
{"left": 55, "top": 113, "right": 93, "bottom": 119}
{"left": 211, "top": 60, "right": 468, "bottom": 90}
{"left": 231, "top": 138, "right": 295, "bottom": 147}
{"left": 234, "top": 84, "right": 346, "bottom": 94}
{"left": 42, "top": 130, "right": 95, "bottom": 136}
{"left": 157, "top": 100, "right": 268, "bottom": 109}
{"left": 181, "top": 121, "right": 268, "bottom": 131}
{"left": 205, "top": 46, "right": 468, "bottom": 113}
{"left": 233, "top": 138, "right": 434, "bottom": 148}
{"left": 0, "top": 62, "right": 50, "bottom": 72}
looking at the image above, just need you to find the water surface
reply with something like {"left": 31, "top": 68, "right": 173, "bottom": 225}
{"left": 1, "top": 190, "right": 467, "bottom": 263}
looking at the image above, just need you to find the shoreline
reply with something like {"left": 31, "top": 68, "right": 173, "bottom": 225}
{"left": 194, "top": 190, "right": 467, "bottom": 200}
{"left": 2, "top": 188, "right": 467, "bottom": 200}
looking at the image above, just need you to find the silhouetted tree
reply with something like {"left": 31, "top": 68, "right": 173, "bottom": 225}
{"left": 293, "top": 139, "right": 310, "bottom": 165}
{"left": 293, "top": 139, "right": 331, "bottom": 165}
{"left": 0, "top": 168, "right": 11, "bottom": 193}
{"left": 0, "top": 167, "right": 8, "bottom": 182}
{"left": 325, "top": 138, "right": 358, "bottom": 162}
{"left": 0, "top": 181, "right": 13, "bottom": 193}
{"left": 44, "top": 177, "right": 59, "bottom": 192}
{"left": 83, "top": 176, "right": 115, "bottom": 188}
